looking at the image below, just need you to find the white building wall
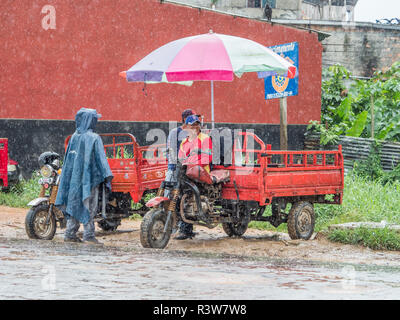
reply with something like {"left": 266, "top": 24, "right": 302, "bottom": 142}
{"left": 169, "top": 0, "right": 355, "bottom": 21}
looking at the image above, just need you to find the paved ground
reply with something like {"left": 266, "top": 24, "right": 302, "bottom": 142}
{"left": 2, "top": 206, "right": 400, "bottom": 299}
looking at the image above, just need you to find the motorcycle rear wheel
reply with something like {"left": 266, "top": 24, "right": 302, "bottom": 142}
{"left": 140, "top": 208, "right": 172, "bottom": 249}
{"left": 25, "top": 204, "right": 57, "bottom": 240}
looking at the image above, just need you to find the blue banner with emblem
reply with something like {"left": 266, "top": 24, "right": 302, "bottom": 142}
{"left": 264, "top": 42, "right": 298, "bottom": 100}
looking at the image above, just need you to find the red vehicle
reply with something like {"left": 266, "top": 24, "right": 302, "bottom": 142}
{"left": 25, "top": 131, "right": 343, "bottom": 244}
{"left": 25, "top": 133, "right": 168, "bottom": 239}
{"left": 103, "top": 133, "right": 168, "bottom": 205}
{"left": 0, "top": 138, "right": 21, "bottom": 190}
{"left": 140, "top": 131, "right": 344, "bottom": 248}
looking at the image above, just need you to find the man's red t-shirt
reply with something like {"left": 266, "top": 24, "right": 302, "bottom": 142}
{"left": 178, "top": 132, "right": 212, "bottom": 173}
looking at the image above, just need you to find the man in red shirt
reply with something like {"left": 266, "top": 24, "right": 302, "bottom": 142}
{"left": 175, "top": 115, "right": 212, "bottom": 240}
{"left": 178, "top": 115, "right": 212, "bottom": 172}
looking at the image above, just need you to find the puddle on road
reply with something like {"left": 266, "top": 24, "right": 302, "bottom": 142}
{"left": 0, "top": 237, "right": 399, "bottom": 300}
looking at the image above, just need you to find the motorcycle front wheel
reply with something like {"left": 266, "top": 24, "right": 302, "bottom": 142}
{"left": 140, "top": 208, "right": 172, "bottom": 249}
{"left": 25, "top": 204, "right": 57, "bottom": 240}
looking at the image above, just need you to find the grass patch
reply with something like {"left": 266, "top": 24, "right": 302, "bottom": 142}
{"left": 0, "top": 174, "right": 42, "bottom": 208}
{"left": 314, "top": 175, "right": 400, "bottom": 232}
{"left": 129, "top": 192, "right": 155, "bottom": 220}
{"left": 248, "top": 206, "right": 289, "bottom": 233}
{"left": 248, "top": 174, "right": 400, "bottom": 250}
{"left": 129, "top": 213, "right": 143, "bottom": 221}
{"left": 327, "top": 227, "right": 400, "bottom": 251}
{"left": 315, "top": 175, "right": 400, "bottom": 250}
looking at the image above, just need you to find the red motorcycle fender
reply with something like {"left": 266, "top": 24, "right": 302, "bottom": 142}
{"left": 146, "top": 196, "right": 169, "bottom": 208}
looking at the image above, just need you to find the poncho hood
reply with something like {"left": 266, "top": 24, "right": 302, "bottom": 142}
{"left": 75, "top": 108, "right": 102, "bottom": 133}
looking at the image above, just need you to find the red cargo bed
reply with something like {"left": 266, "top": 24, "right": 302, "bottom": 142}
{"left": 0, "top": 138, "right": 8, "bottom": 187}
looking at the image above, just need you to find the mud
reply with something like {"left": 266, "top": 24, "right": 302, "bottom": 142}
{"left": 2, "top": 206, "right": 400, "bottom": 299}
{"left": 2, "top": 205, "right": 400, "bottom": 267}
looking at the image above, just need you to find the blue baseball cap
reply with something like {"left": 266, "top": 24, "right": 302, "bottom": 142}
{"left": 185, "top": 115, "right": 201, "bottom": 125}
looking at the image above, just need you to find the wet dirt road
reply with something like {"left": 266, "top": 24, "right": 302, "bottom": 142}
{"left": 1, "top": 238, "right": 400, "bottom": 300}
{"left": 1, "top": 206, "right": 400, "bottom": 299}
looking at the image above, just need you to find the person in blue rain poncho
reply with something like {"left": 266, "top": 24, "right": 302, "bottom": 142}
{"left": 55, "top": 108, "right": 113, "bottom": 244}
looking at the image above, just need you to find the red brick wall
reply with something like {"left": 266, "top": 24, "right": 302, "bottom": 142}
{"left": 0, "top": 0, "right": 322, "bottom": 125}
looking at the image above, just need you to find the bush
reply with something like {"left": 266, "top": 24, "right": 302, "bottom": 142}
{"left": 351, "top": 142, "right": 384, "bottom": 181}
{"left": 0, "top": 173, "right": 42, "bottom": 208}
{"left": 318, "top": 61, "right": 400, "bottom": 144}
{"left": 351, "top": 141, "right": 400, "bottom": 184}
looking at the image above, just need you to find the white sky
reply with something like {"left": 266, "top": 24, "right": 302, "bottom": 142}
{"left": 354, "top": 0, "right": 400, "bottom": 22}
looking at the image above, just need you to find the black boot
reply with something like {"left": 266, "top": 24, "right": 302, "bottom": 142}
{"left": 174, "top": 222, "right": 196, "bottom": 240}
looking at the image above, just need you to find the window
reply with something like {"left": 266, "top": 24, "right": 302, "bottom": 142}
{"left": 331, "top": 0, "right": 344, "bottom": 5}
{"left": 248, "top": 0, "right": 276, "bottom": 8}
{"left": 248, "top": 0, "right": 262, "bottom": 7}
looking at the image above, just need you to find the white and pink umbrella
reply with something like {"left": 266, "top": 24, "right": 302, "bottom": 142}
{"left": 120, "top": 31, "right": 296, "bottom": 128}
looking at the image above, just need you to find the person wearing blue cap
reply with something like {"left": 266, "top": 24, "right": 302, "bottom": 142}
{"left": 166, "top": 109, "right": 199, "bottom": 240}
{"left": 55, "top": 108, "right": 113, "bottom": 244}
{"left": 175, "top": 114, "right": 213, "bottom": 240}
{"left": 179, "top": 115, "right": 212, "bottom": 174}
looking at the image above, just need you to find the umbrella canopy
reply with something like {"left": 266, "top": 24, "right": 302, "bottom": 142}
{"left": 120, "top": 31, "right": 296, "bottom": 83}
{"left": 120, "top": 31, "right": 297, "bottom": 127}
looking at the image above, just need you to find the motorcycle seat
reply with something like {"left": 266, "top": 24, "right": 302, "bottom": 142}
{"left": 186, "top": 165, "right": 230, "bottom": 185}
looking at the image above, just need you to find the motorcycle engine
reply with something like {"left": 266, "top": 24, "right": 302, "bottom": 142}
{"left": 181, "top": 193, "right": 215, "bottom": 221}
{"left": 200, "top": 195, "right": 213, "bottom": 216}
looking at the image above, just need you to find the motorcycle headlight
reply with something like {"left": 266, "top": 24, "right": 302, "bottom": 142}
{"left": 52, "top": 159, "right": 60, "bottom": 168}
{"left": 7, "top": 164, "right": 17, "bottom": 172}
{"left": 40, "top": 165, "right": 53, "bottom": 178}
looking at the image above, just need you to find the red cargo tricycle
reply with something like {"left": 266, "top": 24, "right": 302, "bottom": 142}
{"left": 25, "top": 133, "right": 169, "bottom": 239}
{"left": 140, "top": 130, "right": 344, "bottom": 248}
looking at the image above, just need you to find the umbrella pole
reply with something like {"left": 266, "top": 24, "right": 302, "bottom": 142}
{"left": 211, "top": 80, "right": 215, "bottom": 129}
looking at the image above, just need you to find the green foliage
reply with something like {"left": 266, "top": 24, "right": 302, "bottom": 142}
{"left": 315, "top": 61, "right": 400, "bottom": 144}
{"left": 115, "top": 146, "right": 134, "bottom": 159}
{"left": 380, "top": 163, "right": 400, "bottom": 185}
{"left": 0, "top": 174, "right": 42, "bottom": 208}
{"left": 351, "top": 61, "right": 400, "bottom": 142}
{"left": 327, "top": 227, "right": 400, "bottom": 251}
{"left": 314, "top": 175, "right": 400, "bottom": 232}
{"left": 130, "top": 192, "right": 156, "bottom": 215}
{"left": 345, "top": 111, "right": 368, "bottom": 137}
{"left": 351, "top": 141, "right": 400, "bottom": 184}
{"left": 306, "top": 120, "right": 341, "bottom": 146}
{"left": 321, "top": 65, "right": 351, "bottom": 129}
{"left": 312, "top": 69, "right": 368, "bottom": 145}
{"left": 352, "top": 142, "right": 384, "bottom": 181}
{"left": 129, "top": 213, "right": 143, "bottom": 221}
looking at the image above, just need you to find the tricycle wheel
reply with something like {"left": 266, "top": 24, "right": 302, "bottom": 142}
{"left": 97, "top": 219, "right": 121, "bottom": 232}
{"left": 25, "top": 204, "right": 56, "bottom": 240}
{"left": 140, "top": 208, "right": 172, "bottom": 249}
{"left": 222, "top": 221, "right": 249, "bottom": 237}
{"left": 287, "top": 201, "right": 315, "bottom": 240}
